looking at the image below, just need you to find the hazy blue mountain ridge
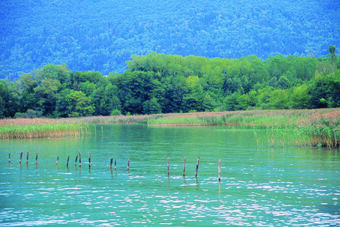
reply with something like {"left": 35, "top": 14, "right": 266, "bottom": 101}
{"left": 0, "top": 0, "right": 339, "bottom": 78}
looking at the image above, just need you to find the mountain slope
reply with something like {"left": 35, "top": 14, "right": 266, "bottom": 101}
{"left": 0, "top": 0, "right": 339, "bottom": 78}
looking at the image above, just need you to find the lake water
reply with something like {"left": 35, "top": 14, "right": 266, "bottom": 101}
{"left": 0, "top": 125, "right": 339, "bottom": 226}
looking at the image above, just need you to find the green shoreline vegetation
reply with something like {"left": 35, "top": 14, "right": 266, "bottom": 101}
{"left": 0, "top": 118, "right": 88, "bottom": 139}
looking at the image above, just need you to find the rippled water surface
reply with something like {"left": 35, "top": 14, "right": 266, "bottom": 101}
{"left": 0, "top": 125, "right": 339, "bottom": 226}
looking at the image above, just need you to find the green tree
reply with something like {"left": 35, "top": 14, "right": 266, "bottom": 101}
{"left": 309, "top": 70, "right": 340, "bottom": 108}
{"left": 67, "top": 90, "right": 95, "bottom": 117}
{"left": 34, "top": 78, "right": 61, "bottom": 116}
{"left": 143, "top": 98, "right": 162, "bottom": 114}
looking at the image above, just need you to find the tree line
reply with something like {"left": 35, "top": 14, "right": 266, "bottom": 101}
{"left": 0, "top": 50, "right": 339, "bottom": 118}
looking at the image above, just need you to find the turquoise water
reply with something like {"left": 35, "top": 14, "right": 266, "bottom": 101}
{"left": 0, "top": 125, "right": 339, "bottom": 226}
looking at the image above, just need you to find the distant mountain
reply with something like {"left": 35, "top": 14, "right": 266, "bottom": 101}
{"left": 0, "top": 0, "right": 339, "bottom": 79}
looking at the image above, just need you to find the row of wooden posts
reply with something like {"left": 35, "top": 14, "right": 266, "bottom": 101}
{"left": 8, "top": 152, "right": 222, "bottom": 181}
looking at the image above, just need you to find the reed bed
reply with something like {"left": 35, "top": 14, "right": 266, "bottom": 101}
{"left": 0, "top": 118, "right": 87, "bottom": 139}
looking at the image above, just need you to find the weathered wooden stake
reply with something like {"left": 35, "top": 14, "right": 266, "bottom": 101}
{"left": 167, "top": 157, "right": 170, "bottom": 176}
{"left": 195, "top": 156, "right": 200, "bottom": 178}
{"left": 110, "top": 158, "right": 113, "bottom": 169}
{"left": 8, "top": 153, "right": 11, "bottom": 163}
{"left": 66, "top": 155, "right": 69, "bottom": 168}
{"left": 79, "top": 152, "right": 82, "bottom": 167}
{"left": 75, "top": 154, "right": 78, "bottom": 166}
{"left": 19, "top": 152, "right": 23, "bottom": 164}
{"left": 88, "top": 152, "right": 91, "bottom": 168}
{"left": 114, "top": 159, "right": 117, "bottom": 170}
{"left": 35, "top": 153, "right": 38, "bottom": 165}
{"left": 56, "top": 156, "right": 59, "bottom": 166}
{"left": 127, "top": 159, "right": 130, "bottom": 171}
{"left": 183, "top": 157, "right": 186, "bottom": 176}
{"left": 218, "top": 159, "right": 221, "bottom": 182}
{"left": 26, "top": 152, "right": 29, "bottom": 164}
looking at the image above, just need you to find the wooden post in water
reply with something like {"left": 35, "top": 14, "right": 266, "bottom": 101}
{"left": 26, "top": 152, "right": 29, "bottom": 164}
{"left": 183, "top": 157, "right": 186, "bottom": 177}
{"left": 114, "top": 159, "right": 117, "bottom": 170}
{"left": 78, "top": 152, "right": 82, "bottom": 167}
{"left": 19, "top": 152, "right": 23, "bottom": 165}
{"left": 75, "top": 154, "right": 78, "bottom": 167}
{"left": 195, "top": 156, "right": 200, "bottom": 178}
{"left": 110, "top": 158, "right": 113, "bottom": 169}
{"left": 127, "top": 159, "right": 130, "bottom": 171}
{"left": 218, "top": 159, "right": 221, "bottom": 182}
{"left": 8, "top": 153, "right": 11, "bottom": 163}
{"left": 88, "top": 152, "right": 91, "bottom": 168}
{"left": 35, "top": 153, "right": 38, "bottom": 166}
{"left": 167, "top": 157, "right": 170, "bottom": 176}
{"left": 56, "top": 156, "right": 59, "bottom": 166}
{"left": 66, "top": 155, "right": 69, "bottom": 168}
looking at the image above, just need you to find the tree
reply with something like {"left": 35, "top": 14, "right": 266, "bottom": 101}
{"left": 143, "top": 98, "right": 162, "bottom": 114}
{"left": 0, "top": 80, "right": 21, "bottom": 118}
{"left": 277, "top": 76, "right": 291, "bottom": 89}
{"left": 309, "top": 70, "right": 340, "bottom": 108}
{"left": 67, "top": 90, "right": 95, "bottom": 117}
{"left": 34, "top": 78, "right": 61, "bottom": 116}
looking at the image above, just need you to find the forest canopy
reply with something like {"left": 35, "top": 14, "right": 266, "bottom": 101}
{"left": 0, "top": 51, "right": 339, "bottom": 119}
{"left": 0, "top": 0, "right": 339, "bottom": 78}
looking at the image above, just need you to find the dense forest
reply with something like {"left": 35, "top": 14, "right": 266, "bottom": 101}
{"left": 0, "top": 49, "right": 339, "bottom": 118}
{"left": 1, "top": 0, "right": 339, "bottom": 78}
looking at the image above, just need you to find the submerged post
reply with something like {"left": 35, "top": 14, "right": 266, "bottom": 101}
{"left": 127, "top": 159, "right": 130, "bottom": 171}
{"left": 75, "top": 154, "right": 78, "bottom": 167}
{"left": 19, "top": 152, "right": 23, "bottom": 165}
{"left": 35, "top": 153, "right": 38, "bottom": 166}
{"left": 8, "top": 153, "right": 11, "bottom": 163}
{"left": 195, "top": 156, "right": 200, "bottom": 178}
{"left": 167, "top": 157, "right": 170, "bottom": 176}
{"left": 79, "top": 151, "right": 82, "bottom": 167}
{"left": 110, "top": 158, "right": 113, "bottom": 169}
{"left": 66, "top": 155, "right": 70, "bottom": 168}
{"left": 26, "top": 152, "right": 29, "bottom": 164}
{"left": 88, "top": 152, "right": 91, "bottom": 168}
{"left": 183, "top": 157, "right": 186, "bottom": 177}
{"left": 218, "top": 159, "right": 221, "bottom": 182}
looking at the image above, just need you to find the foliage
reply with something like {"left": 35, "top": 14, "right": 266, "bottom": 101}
{"left": 0, "top": 0, "right": 339, "bottom": 78}
{"left": 0, "top": 52, "right": 340, "bottom": 119}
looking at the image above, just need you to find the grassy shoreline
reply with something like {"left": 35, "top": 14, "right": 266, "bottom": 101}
{"left": 0, "top": 118, "right": 88, "bottom": 139}
{"left": 0, "top": 109, "right": 339, "bottom": 148}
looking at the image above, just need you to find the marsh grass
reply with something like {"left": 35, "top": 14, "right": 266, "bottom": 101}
{"left": 0, "top": 118, "right": 87, "bottom": 139}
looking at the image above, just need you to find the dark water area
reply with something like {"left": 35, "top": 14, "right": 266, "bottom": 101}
{"left": 0, "top": 125, "right": 339, "bottom": 225}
